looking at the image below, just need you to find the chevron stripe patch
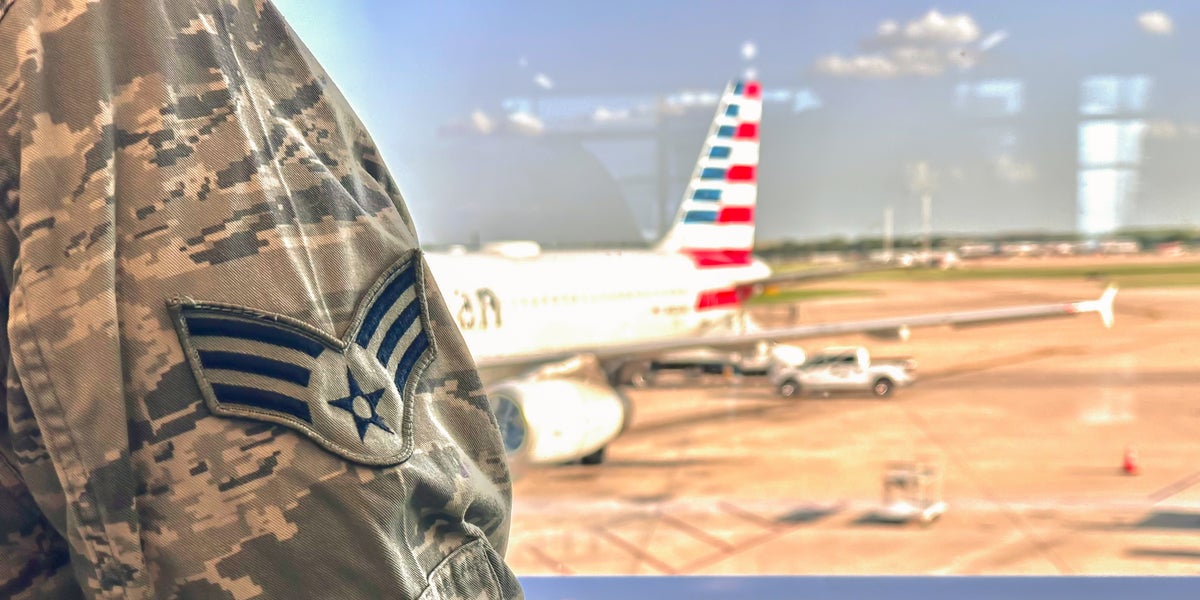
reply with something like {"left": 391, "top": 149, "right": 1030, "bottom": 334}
{"left": 168, "top": 253, "right": 437, "bottom": 466}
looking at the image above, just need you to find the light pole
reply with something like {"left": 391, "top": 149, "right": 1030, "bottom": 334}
{"left": 908, "top": 161, "right": 937, "bottom": 260}
{"left": 884, "top": 206, "right": 894, "bottom": 261}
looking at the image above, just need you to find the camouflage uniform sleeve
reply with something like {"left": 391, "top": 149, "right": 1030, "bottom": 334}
{"left": 0, "top": 1, "right": 521, "bottom": 599}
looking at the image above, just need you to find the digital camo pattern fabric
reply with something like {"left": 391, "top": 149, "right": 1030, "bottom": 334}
{"left": 0, "top": 1, "right": 520, "bottom": 598}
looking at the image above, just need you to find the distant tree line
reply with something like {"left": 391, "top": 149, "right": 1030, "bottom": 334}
{"left": 754, "top": 227, "right": 1200, "bottom": 262}
{"left": 422, "top": 227, "right": 1200, "bottom": 256}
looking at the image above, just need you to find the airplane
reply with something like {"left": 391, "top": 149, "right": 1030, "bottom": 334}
{"left": 423, "top": 80, "right": 1117, "bottom": 467}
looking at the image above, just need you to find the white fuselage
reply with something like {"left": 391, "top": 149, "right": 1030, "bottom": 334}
{"left": 424, "top": 248, "right": 771, "bottom": 367}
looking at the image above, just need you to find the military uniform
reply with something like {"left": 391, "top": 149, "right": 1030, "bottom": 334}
{"left": 0, "top": 1, "right": 520, "bottom": 598}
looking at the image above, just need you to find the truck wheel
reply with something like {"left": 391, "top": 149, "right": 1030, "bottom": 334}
{"left": 581, "top": 446, "right": 607, "bottom": 465}
{"left": 872, "top": 378, "right": 895, "bottom": 398}
{"left": 778, "top": 379, "right": 803, "bottom": 398}
{"left": 628, "top": 370, "right": 652, "bottom": 389}
{"left": 618, "top": 363, "right": 653, "bottom": 388}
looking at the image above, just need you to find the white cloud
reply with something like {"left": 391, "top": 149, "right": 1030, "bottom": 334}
{"left": 815, "top": 10, "right": 995, "bottom": 79}
{"left": 894, "top": 45, "right": 959, "bottom": 74}
{"left": 666, "top": 89, "right": 721, "bottom": 108}
{"left": 792, "top": 89, "right": 823, "bottom": 113}
{"left": 815, "top": 54, "right": 898, "bottom": 78}
{"left": 518, "top": 56, "right": 528, "bottom": 68}
{"left": 507, "top": 111, "right": 545, "bottom": 135}
{"left": 744, "top": 66, "right": 759, "bottom": 80}
{"left": 1138, "top": 11, "right": 1173, "bottom": 35}
{"left": 994, "top": 155, "right": 1036, "bottom": 183}
{"left": 816, "top": 46, "right": 978, "bottom": 78}
{"left": 742, "top": 40, "right": 758, "bottom": 61}
{"left": 591, "top": 106, "right": 631, "bottom": 123}
{"left": 894, "top": 9, "right": 980, "bottom": 45}
{"left": 979, "top": 30, "right": 1009, "bottom": 51}
{"left": 533, "top": 73, "right": 554, "bottom": 90}
{"left": 469, "top": 110, "right": 494, "bottom": 134}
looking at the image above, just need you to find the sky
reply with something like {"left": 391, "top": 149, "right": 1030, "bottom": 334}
{"left": 272, "top": 1, "right": 1200, "bottom": 245}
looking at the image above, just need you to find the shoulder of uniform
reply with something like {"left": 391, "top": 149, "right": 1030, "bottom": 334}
{"left": 0, "top": 0, "right": 21, "bottom": 23}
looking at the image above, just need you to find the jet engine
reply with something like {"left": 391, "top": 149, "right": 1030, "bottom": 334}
{"left": 488, "top": 378, "right": 628, "bottom": 466}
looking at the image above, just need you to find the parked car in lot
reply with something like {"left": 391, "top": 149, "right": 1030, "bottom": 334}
{"left": 769, "top": 346, "right": 916, "bottom": 398}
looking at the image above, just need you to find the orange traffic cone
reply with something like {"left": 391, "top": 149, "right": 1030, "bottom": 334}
{"left": 1122, "top": 445, "right": 1140, "bottom": 476}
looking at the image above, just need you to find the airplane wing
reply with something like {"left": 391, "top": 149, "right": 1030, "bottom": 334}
{"left": 474, "top": 286, "right": 1116, "bottom": 369}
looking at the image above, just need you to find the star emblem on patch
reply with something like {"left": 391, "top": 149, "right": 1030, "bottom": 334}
{"left": 167, "top": 252, "right": 437, "bottom": 466}
{"left": 328, "top": 368, "right": 394, "bottom": 442}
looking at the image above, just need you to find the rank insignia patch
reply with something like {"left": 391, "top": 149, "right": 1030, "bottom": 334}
{"left": 168, "top": 253, "right": 437, "bottom": 466}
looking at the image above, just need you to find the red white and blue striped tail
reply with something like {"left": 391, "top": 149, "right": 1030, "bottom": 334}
{"left": 657, "top": 79, "right": 762, "bottom": 268}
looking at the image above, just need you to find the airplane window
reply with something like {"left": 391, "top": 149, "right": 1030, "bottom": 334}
{"left": 275, "top": 0, "right": 1195, "bottom": 585}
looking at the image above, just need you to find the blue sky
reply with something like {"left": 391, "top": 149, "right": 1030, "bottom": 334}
{"left": 273, "top": 1, "right": 1200, "bottom": 244}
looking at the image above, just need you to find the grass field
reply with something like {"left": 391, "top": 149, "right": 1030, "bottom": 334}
{"left": 745, "top": 288, "right": 876, "bottom": 305}
{"left": 746, "top": 260, "right": 1200, "bottom": 306}
{"left": 792, "top": 260, "right": 1200, "bottom": 289}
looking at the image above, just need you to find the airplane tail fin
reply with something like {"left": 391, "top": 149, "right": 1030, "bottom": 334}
{"left": 656, "top": 80, "right": 762, "bottom": 268}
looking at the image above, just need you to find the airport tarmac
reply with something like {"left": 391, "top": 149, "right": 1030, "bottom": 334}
{"left": 506, "top": 276, "right": 1200, "bottom": 575}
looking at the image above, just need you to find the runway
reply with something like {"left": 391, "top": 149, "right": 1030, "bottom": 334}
{"left": 505, "top": 276, "right": 1200, "bottom": 575}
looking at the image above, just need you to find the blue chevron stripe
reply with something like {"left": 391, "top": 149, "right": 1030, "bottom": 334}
{"left": 376, "top": 299, "right": 421, "bottom": 366}
{"left": 211, "top": 383, "right": 312, "bottom": 423}
{"left": 198, "top": 350, "right": 311, "bottom": 387}
{"left": 356, "top": 263, "right": 418, "bottom": 348}
{"left": 184, "top": 314, "right": 325, "bottom": 358}
{"left": 393, "top": 331, "right": 429, "bottom": 393}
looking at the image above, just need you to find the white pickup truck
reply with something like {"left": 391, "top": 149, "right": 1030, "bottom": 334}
{"left": 769, "top": 346, "right": 916, "bottom": 398}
